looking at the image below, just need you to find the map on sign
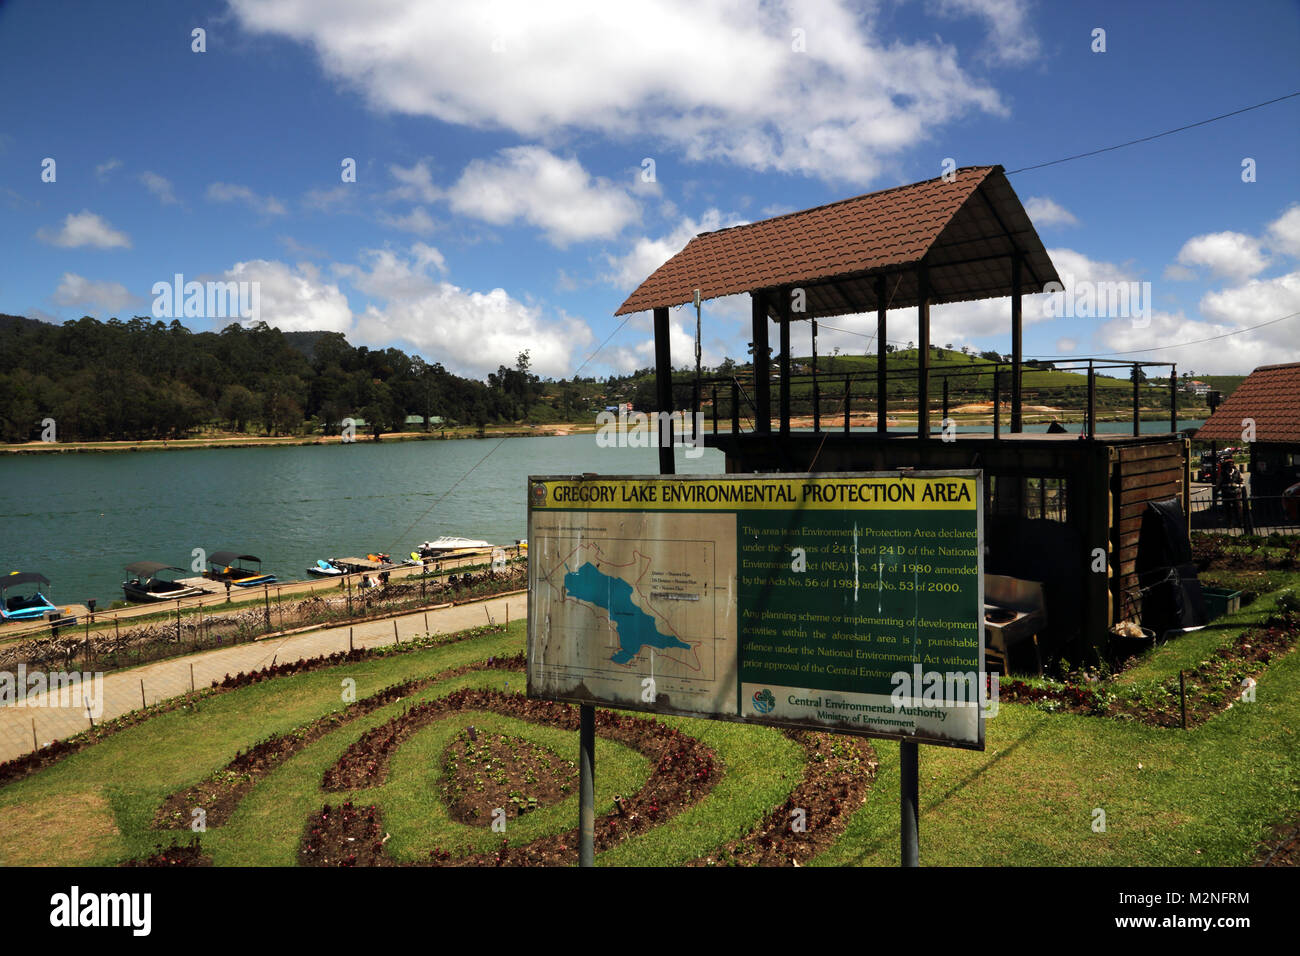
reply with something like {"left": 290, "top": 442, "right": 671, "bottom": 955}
{"left": 528, "top": 510, "right": 738, "bottom": 717}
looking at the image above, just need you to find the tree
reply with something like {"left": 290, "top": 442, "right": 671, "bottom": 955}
{"left": 218, "top": 384, "right": 260, "bottom": 432}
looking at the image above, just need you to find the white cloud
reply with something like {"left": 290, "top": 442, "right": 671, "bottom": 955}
{"left": 228, "top": 0, "right": 1012, "bottom": 184}
{"left": 220, "top": 260, "right": 353, "bottom": 333}
{"left": 931, "top": 0, "right": 1041, "bottom": 65}
{"left": 95, "top": 158, "right": 122, "bottom": 180}
{"left": 446, "top": 147, "right": 638, "bottom": 246}
{"left": 206, "top": 182, "right": 287, "bottom": 216}
{"left": 1173, "top": 231, "right": 1269, "bottom": 281}
{"left": 388, "top": 161, "right": 443, "bottom": 203}
{"left": 1055, "top": 337, "right": 1077, "bottom": 353}
{"left": 340, "top": 244, "right": 591, "bottom": 377}
{"left": 140, "top": 171, "right": 179, "bottom": 205}
{"left": 378, "top": 206, "right": 438, "bottom": 235}
{"left": 605, "top": 209, "right": 746, "bottom": 291}
{"left": 1023, "top": 196, "right": 1078, "bottom": 228}
{"left": 51, "top": 272, "right": 139, "bottom": 313}
{"left": 37, "top": 210, "right": 131, "bottom": 249}
{"left": 302, "top": 185, "right": 352, "bottom": 211}
{"left": 1267, "top": 204, "right": 1300, "bottom": 259}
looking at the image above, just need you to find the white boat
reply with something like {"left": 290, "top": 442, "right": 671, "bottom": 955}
{"left": 417, "top": 536, "right": 493, "bottom": 558}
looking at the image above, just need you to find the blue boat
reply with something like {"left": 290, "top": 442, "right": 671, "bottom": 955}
{"left": 1, "top": 571, "right": 60, "bottom": 621}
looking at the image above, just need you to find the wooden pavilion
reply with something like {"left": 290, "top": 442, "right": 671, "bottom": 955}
{"left": 617, "top": 165, "right": 1191, "bottom": 665}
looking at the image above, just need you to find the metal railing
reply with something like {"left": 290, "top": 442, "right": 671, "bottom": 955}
{"left": 1189, "top": 494, "right": 1300, "bottom": 536}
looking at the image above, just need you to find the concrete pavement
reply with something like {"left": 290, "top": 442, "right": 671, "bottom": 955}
{"left": 0, "top": 592, "right": 526, "bottom": 764}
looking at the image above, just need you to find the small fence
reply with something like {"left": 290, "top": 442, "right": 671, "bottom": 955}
{"left": 1189, "top": 494, "right": 1300, "bottom": 536}
{"left": 0, "top": 563, "right": 526, "bottom": 679}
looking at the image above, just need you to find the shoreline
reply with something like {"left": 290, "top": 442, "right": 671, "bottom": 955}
{"left": 0, "top": 410, "right": 1203, "bottom": 456}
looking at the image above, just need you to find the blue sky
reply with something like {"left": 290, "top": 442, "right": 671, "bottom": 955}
{"left": 2, "top": 0, "right": 1298, "bottom": 378}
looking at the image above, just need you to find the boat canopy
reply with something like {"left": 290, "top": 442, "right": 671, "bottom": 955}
{"left": 125, "top": 561, "right": 184, "bottom": 577}
{"left": 3, "top": 572, "right": 50, "bottom": 590}
{"left": 209, "top": 551, "right": 261, "bottom": 566}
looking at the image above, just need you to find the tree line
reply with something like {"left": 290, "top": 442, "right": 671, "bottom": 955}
{"left": 0, "top": 315, "right": 575, "bottom": 442}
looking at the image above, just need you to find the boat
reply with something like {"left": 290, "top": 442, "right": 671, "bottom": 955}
{"left": 417, "top": 536, "right": 493, "bottom": 559}
{"left": 1, "top": 571, "right": 60, "bottom": 622}
{"left": 307, "top": 558, "right": 344, "bottom": 577}
{"left": 205, "top": 550, "right": 276, "bottom": 587}
{"left": 122, "top": 561, "right": 207, "bottom": 602}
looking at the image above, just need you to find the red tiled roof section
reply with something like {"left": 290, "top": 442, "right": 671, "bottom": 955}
{"left": 616, "top": 165, "right": 1054, "bottom": 316}
{"left": 1195, "top": 363, "right": 1300, "bottom": 443}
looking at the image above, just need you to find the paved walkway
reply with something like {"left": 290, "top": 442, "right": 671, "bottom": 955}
{"left": 0, "top": 592, "right": 527, "bottom": 764}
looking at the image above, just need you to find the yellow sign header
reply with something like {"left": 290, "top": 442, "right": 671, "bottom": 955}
{"left": 532, "top": 476, "right": 977, "bottom": 511}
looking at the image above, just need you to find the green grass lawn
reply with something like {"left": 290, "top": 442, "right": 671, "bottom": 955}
{"left": 2, "top": 578, "right": 1297, "bottom": 866}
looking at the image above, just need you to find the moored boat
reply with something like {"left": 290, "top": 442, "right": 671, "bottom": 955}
{"left": 307, "top": 558, "right": 344, "bottom": 577}
{"left": 122, "top": 561, "right": 207, "bottom": 602}
{"left": 1, "top": 571, "right": 60, "bottom": 622}
{"left": 206, "top": 550, "right": 276, "bottom": 587}
{"left": 417, "top": 536, "right": 493, "bottom": 559}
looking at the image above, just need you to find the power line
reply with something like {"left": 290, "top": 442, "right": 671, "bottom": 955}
{"left": 1026, "top": 308, "right": 1300, "bottom": 359}
{"left": 1006, "top": 91, "right": 1300, "bottom": 174}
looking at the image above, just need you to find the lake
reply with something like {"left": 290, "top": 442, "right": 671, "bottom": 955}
{"left": 0, "top": 436, "right": 726, "bottom": 608}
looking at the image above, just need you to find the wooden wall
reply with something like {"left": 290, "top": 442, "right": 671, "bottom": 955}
{"left": 1111, "top": 438, "right": 1190, "bottom": 623}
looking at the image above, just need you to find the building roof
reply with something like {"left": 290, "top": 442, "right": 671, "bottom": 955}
{"left": 1195, "top": 362, "right": 1300, "bottom": 443}
{"left": 615, "top": 165, "right": 1060, "bottom": 318}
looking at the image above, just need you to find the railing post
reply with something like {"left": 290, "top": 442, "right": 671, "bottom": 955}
{"left": 1087, "top": 361, "right": 1096, "bottom": 438}
{"left": 1170, "top": 363, "right": 1178, "bottom": 433}
{"left": 1133, "top": 365, "right": 1141, "bottom": 437}
{"left": 993, "top": 368, "right": 1000, "bottom": 440}
{"left": 844, "top": 374, "right": 851, "bottom": 434}
{"left": 711, "top": 385, "right": 718, "bottom": 439}
{"left": 731, "top": 380, "right": 740, "bottom": 435}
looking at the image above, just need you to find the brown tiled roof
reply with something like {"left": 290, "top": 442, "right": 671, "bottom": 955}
{"left": 615, "top": 165, "right": 1060, "bottom": 317}
{"left": 1194, "top": 363, "right": 1300, "bottom": 443}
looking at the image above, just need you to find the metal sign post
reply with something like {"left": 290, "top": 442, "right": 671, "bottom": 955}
{"left": 900, "top": 740, "right": 919, "bottom": 866}
{"left": 579, "top": 703, "right": 595, "bottom": 867}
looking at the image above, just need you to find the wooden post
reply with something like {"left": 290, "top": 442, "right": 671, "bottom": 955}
{"left": 876, "top": 274, "right": 887, "bottom": 435}
{"left": 394, "top": 619, "right": 399, "bottom": 644}
{"left": 917, "top": 264, "right": 931, "bottom": 440}
{"left": 730, "top": 380, "right": 740, "bottom": 436}
{"left": 140, "top": 679, "right": 146, "bottom": 709}
{"left": 349, "top": 627, "right": 353, "bottom": 652}
{"left": 263, "top": 586, "right": 271, "bottom": 630}
{"left": 176, "top": 600, "right": 182, "bottom": 643}
{"left": 424, "top": 611, "right": 429, "bottom": 630}
{"left": 751, "top": 291, "right": 771, "bottom": 434}
{"left": 1011, "top": 253, "right": 1023, "bottom": 433}
{"left": 942, "top": 376, "right": 949, "bottom": 422}
{"left": 653, "top": 305, "right": 676, "bottom": 475}
{"left": 190, "top": 663, "right": 195, "bottom": 693}
{"left": 778, "top": 308, "right": 791, "bottom": 435}
{"left": 32, "top": 718, "right": 38, "bottom": 752}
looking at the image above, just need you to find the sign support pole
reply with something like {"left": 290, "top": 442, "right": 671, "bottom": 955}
{"left": 900, "top": 740, "right": 919, "bottom": 866}
{"left": 579, "top": 703, "right": 596, "bottom": 867}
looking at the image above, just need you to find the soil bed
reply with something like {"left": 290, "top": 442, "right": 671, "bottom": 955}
{"left": 152, "top": 654, "right": 525, "bottom": 829}
{"left": 692, "top": 730, "right": 878, "bottom": 867}
{"left": 441, "top": 727, "right": 577, "bottom": 825}
{"left": 302, "top": 692, "right": 720, "bottom": 866}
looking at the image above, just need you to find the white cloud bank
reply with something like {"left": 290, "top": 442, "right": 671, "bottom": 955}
{"left": 229, "top": 0, "right": 1024, "bottom": 184}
